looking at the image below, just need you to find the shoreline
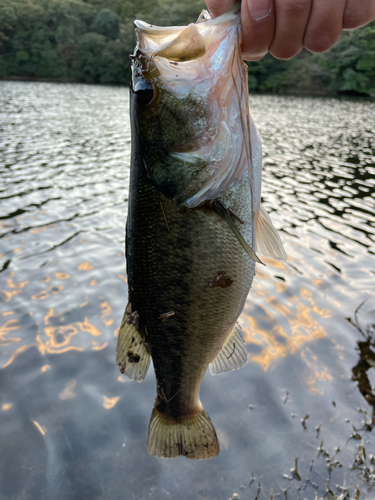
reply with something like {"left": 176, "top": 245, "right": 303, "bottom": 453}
{"left": 1, "top": 75, "right": 374, "bottom": 99}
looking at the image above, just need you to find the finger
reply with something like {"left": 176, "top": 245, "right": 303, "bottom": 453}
{"left": 205, "top": 0, "right": 236, "bottom": 17}
{"left": 241, "top": 0, "right": 276, "bottom": 60}
{"left": 269, "top": 0, "right": 311, "bottom": 59}
{"left": 343, "top": 0, "right": 375, "bottom": 29}
{"left": 303, "top": 0, "right": 346, "bottom": 53}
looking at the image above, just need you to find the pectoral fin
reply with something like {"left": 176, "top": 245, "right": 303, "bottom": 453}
{"left": 213, "top": 200, "right": 264, "bottom": 265}
{"left": 256, "top": 205, "right": 287, "bottom": 261}
{"left": 209, "top": 325, "right": 248, "bottom": 375}
{"left": 116, "top": 306, "right": 151, "bottom": 382}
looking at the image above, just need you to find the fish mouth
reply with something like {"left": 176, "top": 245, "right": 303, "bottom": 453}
{"left": 134, "top": 6, "right": 240, "bottom": 61}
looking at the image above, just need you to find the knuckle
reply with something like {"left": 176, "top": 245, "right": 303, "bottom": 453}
{"left": 281, "top": 0, "right": 311, "bottom": 15}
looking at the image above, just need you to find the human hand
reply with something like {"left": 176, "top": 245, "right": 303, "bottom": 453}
{"left": 205, "top": 0, "right": 375, "bottom": 60}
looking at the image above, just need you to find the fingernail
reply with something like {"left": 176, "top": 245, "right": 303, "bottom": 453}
{"left": 248, "top": 0, "right": 272, "bottom": 21}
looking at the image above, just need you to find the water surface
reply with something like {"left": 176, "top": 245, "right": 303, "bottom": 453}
{"left": 1, "top": 81, "right": 375, "bottom": 500}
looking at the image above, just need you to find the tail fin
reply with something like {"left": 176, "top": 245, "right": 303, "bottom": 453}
{"left": 147, "top": 407, "right": 220, "bottom": 460}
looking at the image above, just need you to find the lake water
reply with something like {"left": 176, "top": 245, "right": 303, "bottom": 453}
{"left": 1, "top": 80, "right": 375, "bottom": 500}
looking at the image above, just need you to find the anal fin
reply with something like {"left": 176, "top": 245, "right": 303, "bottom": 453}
{"left": 209, "top": 325, "right": 248, "bottom": 375}
{"left": 256, "top": 205, "right": 287, "bottom": 261}
{"left": 116, "top": 306, "right": 151, "bottom": 382}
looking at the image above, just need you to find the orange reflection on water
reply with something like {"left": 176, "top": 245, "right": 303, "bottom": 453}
{"left": 32, "top": 284, "right": 65, "bottom": 301}
{"left": 301, "top": 348, "right": 334, "bottom": 394}
{"left": 263, "top": 258, "right": 287, "bottom": 270}
{"left": 242, "top": 314, "right": 288, "bottom": 369}
{"left": 40, "top": 364, "right": 51, "bottom": 373}
{"left": 241, "top": 291, "right": 328, "bottom": 371}
{"left": 33, "top": 421, "right": 47, "bottom": 436}
{"left": 101, "top": 301, "right": 114, "bottom": 327}
{"left": 77, "top": 317, "right": 102, "bottom": 336}
{"left": 78, "top": 262, "right": 94, "bottom": 271}
{"left": 300, "top": 288, "right": 331, "bottom": 318}
{"left": 92, "top": 342, "right": 108, "bottom": 351}
{"left": 54, "top": 272, "right": 70, "bottom": 280}
{"left": 267, "top": 295, "right": 293, "bottom": 317}
{"left": 36, "top": 309, "right": 104, "bottom": 355}
{"left": 1, "top": 344, "right": 31, "bottom": 369}
{"left": 2, "top": 403, "right": 13, "bottom": 411}
{"left": 1, "top": 311, "right": 15, "bottom": 317}
{"left": 2, "top": 276, "right": 29, "bottom": 302}
{"left": 36, "top": 334, "right": 83, "bottom": 355}
{"left": 312, "top": 279, "right": 325, "bottom": 288}
{"left": 44, "top": 324, "right": 79, "bottom": 348}
{"left": 275, "top": 282, "right": 288, "bottom": 294}
{"left": 103, "top": 396, "right": 119, "bottom": 409}
{"left": 0, "top": 318, "right": 20, "bottom": 346}
{"left": 1, "top": 290, "right": 18, "bottom": 302}
{"left": 32, "top": 290, "right": 50, "bottom": 301}
{"left": 101, "top": 302, "right": 112, "bottom": 318}
{"left": 45, "top": 308, "right": 62, "bottom": 325}
{"left": 7, "top": 277, "right": 28, "bottom": 289}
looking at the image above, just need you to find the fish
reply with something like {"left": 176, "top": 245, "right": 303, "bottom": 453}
{"left": 116, "top": 2, "right": 287, "bottom": 460}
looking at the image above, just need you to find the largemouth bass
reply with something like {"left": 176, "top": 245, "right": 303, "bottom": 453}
{"left": 116, "top": 3, "right": 286, "bottom": 460}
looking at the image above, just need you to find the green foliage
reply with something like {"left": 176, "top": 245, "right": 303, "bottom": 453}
{"left": 0, "top": 0, "right": 374, "bottom": 95}
{"left": 91, "top": 8, "right": 120, "bottom": 40}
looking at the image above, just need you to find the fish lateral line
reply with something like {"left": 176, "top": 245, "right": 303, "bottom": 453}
{"left": 212, "top": 200, "right": 265, "bottom": 266}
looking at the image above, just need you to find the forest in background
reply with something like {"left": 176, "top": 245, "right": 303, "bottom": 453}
{"left": 0, "top": 0, "right": 374, "bottom": 96}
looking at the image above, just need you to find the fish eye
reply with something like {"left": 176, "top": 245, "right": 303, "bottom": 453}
{"left": 134, "top": 81, "right": 156, "bottom": 106}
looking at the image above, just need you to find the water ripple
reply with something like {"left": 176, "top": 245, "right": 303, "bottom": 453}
{"left": 1, "top": 82, "right": 375, "bottom": 499}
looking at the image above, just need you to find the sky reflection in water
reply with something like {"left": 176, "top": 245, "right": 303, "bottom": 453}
{"left": 1, "top": 81, "right": 375, "bottom": 499}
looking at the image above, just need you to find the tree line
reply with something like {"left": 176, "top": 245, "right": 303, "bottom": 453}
{"left": 0, "top": 0, "right": 374, "bottom": 96}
